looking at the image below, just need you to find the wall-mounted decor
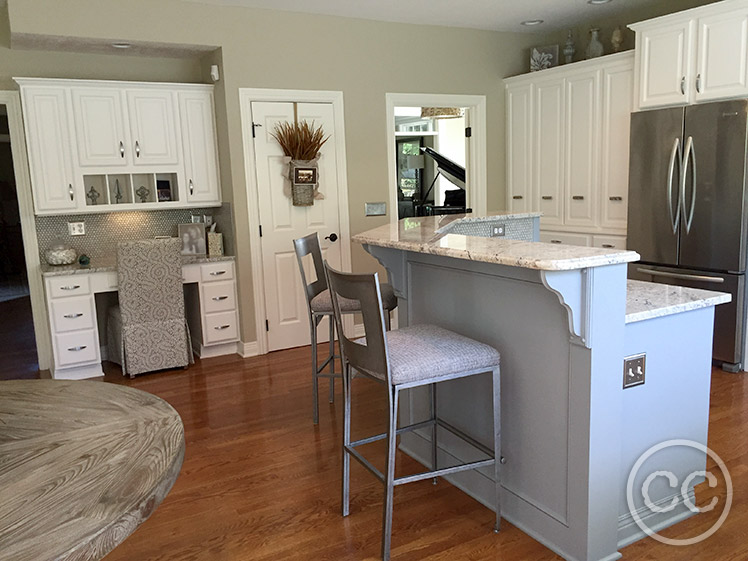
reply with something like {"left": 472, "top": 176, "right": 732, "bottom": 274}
{"left": 530, "top": 45, "right": 559, "bottom": 72}
{"left": 178, "top": 223, "right": 206, "bottom": 256}
{"left": 294, "top": 167, "right": 317, "bottom": 184}
{"left": 271, "top": 120, "right": 330, "bottom": 206}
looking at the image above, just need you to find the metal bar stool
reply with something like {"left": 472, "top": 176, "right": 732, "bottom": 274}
{"left": 293, "top": 233, "right": 397, "bottom": 424}
{"left": 324, "top": 263, "right": 501, "bottom": 561}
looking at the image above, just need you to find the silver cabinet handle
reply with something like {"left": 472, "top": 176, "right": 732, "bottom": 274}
{"left": 209, "top": 270, "right": 226, "bottom": 276}
{"left": 212, "top": 296, "right": 229, "bottom": 301}
{"left": 60, "top": 285, "right": 81, "bottom": 290}
{"left": 680, "top": 136, "right": 696, "bottom": 234}
{"left": 681, "top": 76, "right": 686, "bottom": 95}
{"left": 572, "top": 195, "right": 584, "bottom": 200}
{"left": 189, "top": 179, "right": 194, "bottom": 195}
{"left": 135, "top": 140, "right": 140, "bottom": 158}
{"left": 637, "top": 268, "right": 724, "bottom": 284}
{"left": 512, "top": 195, "right": 523, "bottom": 200}
{"left": 214, "top": 324, "right": 231, "bottom": 330}
{"left": 602, "top": 244, "right": 615, "bottom": 248}
{"left": 68, "top": 184, "right": 74, "bottom": 201}
{"left": 667, "top": 137, "right": 681, "bottom": 234}
{"left": 67, "top": 345, "right": 87, "bottom": 351}
{"left": 609, "top": 196, "right": 623, "bottom": 201}
{"left": 541, "top": 196, "right": 553, "bottom": 200}
{"left": 696, "top": 73, "right": 701, "bottom": 93}
{"left": 550, "top": 239, "right": 562, "bottom": 244}
{"left": 63, "top": 313, "right": 84, "bottom": 318}
{"left": 119, "top": 141, "right": 125, "bottom": 158}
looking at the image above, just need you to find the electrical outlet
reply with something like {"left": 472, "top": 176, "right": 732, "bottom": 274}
{"left": 491, "top": 224, "right": 506, "bottom": 237}
{"left": 623, "top": 353, "right": 646, "bottom": 389}
{"left": 68, "top": 222, "right": 85, "bottom": 236}
{"left": 191, "top": 215, "right": 202, "bottom": 223}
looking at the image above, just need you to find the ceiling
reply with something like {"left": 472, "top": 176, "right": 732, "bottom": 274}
{"left": 183, "top": 0, "right": 660, "bottom": 32}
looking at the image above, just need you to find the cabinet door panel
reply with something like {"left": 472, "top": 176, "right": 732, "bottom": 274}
{"left": 638, "top": 21, "right": 693, "bottom": 108}
{"left": 126, "top": 90, "right": 180, "bottom": 166}
{"left": 539, "top": 231, "right": 591, "bottom": 247}
{"left": 696, "top": 10, "right": 748, "bottom": 102}
{"left": 506, "top": 83, "right": 533, "bottom": 213}
{"left": 179, "top": 91, "right": 221, "bottom": 203}
{"left": 534, "top": 78, "right": 564, "bottom": 227}
{"left": 71, "top": 88, "right": 129, "bottom": 167}
{"left": 21, "top": 86, "right": 78, "bottom": 212}
{"left": 565, "top": 70, "right": 599, "bottom": 228}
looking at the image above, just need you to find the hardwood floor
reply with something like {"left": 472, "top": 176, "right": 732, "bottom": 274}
{"left": 96, "top": 350, "right": 747, "bottom": 561}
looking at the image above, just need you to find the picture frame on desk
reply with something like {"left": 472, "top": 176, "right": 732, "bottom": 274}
{"left": 178, "top": 223, "right": 207, "bottom": 256}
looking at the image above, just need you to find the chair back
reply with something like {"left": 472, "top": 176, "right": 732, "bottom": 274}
{"left": 324, "top": 264, "right": 390, "bottom": 384}
{"left": 293, "top": 233, "right": 327, "bottom": 307}
{"left": 116, "top": 238, "right": 185, "bottom": 326}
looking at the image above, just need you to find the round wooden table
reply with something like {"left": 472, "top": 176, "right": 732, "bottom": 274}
{"left": 0, "top": 380, "right": 185, "bottom": 561}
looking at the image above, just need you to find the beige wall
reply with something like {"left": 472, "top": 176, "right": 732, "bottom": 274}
{"left": 2, "top": 0, "right": 714, "bottom": 346}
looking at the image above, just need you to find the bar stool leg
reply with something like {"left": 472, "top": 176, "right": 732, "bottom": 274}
{"left": 492, "top": 366, "right": 502, "bottom": 533}
{"left": 382, "top": 386, "right": 399, "bottom": 561}
{"left": 342, "top": 362, "right": 352, "bottom": 517}
{"left": 328, "top": 316, "right": 335, "bottom": 403}
{"left": 311, "top": 315, "right": 320, "bottom": 425}
{"left": 431, "top": 382, "right": 438, "bottom": 485}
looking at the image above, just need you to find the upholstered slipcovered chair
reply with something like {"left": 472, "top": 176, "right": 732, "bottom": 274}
{"left": 107, "top": 239, "right": 193, "bottom": 378}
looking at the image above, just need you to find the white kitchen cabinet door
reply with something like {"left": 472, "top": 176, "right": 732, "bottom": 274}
{"left": 179, "top": 90, "right": 221, "bottom": 203}
{"left": 71, "top": 87, "right": 129, "bottom": 168}
{"left": 126, "top": 89, "right": 180, "bottom": 166}
{"left": 534, "top": 77, "right": 565, "bottom": 227}
{"left": 638, "top": 20, "right": 694, "bottom": 109}
{"left": 564, "top": 70, "right": 600, "bottom": 228}
{"left": 600, "top": 63, "right": 633, "bottom": 230}
{"left": 20, "top": 86, "right": 79, "bottom": 212}
{"left": 695, "top": 9, "right": 748, "bottom": 102}
{"left": 506, "top": 82, "right": 533, "bottom": 213}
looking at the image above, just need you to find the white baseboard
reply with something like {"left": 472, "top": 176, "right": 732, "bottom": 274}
{"left": 238, "top": 340, "right": 260, "bottom": 358}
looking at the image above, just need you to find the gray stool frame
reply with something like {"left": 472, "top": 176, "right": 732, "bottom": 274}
{"left": 325, "top": 264, "right": 501, "bottom": 561}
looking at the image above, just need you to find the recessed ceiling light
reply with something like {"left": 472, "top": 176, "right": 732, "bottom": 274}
{"left": 521, "top": 19, "right": 544, "bottom": 26}
{"left": 111, "top": 42, "right": 131, "bottom": 49}
{"left": 588, "top": 0, "right": 613, "bottom": 4}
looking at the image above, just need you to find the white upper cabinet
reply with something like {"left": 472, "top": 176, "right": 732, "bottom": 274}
{"left": 533, "top": 77, "right": 565, "bottom": 227}
{"left": 71, "top": 88, "right": 130, "bottom": 167}
{"left": 505, "top": 83, "right": 533, "bottom": 213}
{"left": 632, "top": 0, "right": 748, "bottom": 109}
{"left": 126, "top": 89, "right": 180, "bottom": 166}
{"left": 179, "top": 90, "right": 221, "bottom": 203}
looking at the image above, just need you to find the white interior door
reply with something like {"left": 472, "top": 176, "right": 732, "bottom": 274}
{"left": 252, "top": 101, "right": 343, "bottom": 352}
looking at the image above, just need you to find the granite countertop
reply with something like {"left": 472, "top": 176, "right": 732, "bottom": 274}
{"left": 353, "top": 215, "right": 640, "bottom": 271}
{"left": 625, "top": 279, "right": 731, "bottom": 324}
{"left": 41, "top": 255, "right": 235, "bottom": 277}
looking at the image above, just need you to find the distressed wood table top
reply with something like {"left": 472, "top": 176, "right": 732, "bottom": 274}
{"left": 0, "top": 380, "right": 185, "bottom": 561}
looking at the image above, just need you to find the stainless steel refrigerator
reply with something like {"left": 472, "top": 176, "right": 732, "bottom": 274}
{"left": 627, "top": 99, "right": 748, "bottom": 372}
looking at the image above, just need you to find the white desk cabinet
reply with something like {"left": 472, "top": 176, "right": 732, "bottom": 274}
{"left": 179, "top": 90, "right": 221, "bottom": 204}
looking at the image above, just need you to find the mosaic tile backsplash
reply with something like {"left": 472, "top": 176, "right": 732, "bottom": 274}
{"left": 35, "top": 203, "right": 235, "bottom": 264}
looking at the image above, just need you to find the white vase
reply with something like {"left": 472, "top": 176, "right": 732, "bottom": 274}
{"left": 586, "top": 28, "right": 604, "bottom": 59}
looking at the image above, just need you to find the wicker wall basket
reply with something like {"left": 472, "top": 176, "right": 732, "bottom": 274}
{"left": 291, "top": 184, "right": 315, "bottom": 206}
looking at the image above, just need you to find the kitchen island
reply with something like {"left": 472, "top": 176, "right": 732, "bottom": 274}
{"left": 353, "top": 215, "right": 729, "bottom": 561}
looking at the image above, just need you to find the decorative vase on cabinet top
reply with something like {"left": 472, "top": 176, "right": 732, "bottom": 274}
{"left": 586, "top": 28, "right": 604, "bottom": 59}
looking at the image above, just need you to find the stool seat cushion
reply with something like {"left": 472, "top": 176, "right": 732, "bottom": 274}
{"left": 311, "top": 283, "right": 397, "bottom": 314}
{"left": 360, "top": 324, "right": 501, "bottom": 385}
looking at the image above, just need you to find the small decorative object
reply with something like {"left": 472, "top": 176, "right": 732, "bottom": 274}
{"left": 86, "top": 186, "right": 100, "bottom": 205}
{"left": 586, "top": 28, "right": 604, "bottom": 59}
{"left": 611, "top": 26, "right": 624, "bottom": 53}
{"left": 156, "top": 179, "right": 172, "bottom": 202}
{"left": 271, "top": 120, "right": 330, "bottom": 206}
{"left": 78, "top": 254, "right": 90, "bottom": 267}
{"left": 208, "top": 224, "right": 223, "bottom": 256}
{"left": 135, "top": 185, "right": 150, "bottom": 203}
{"left": 44, "top": 241, "right": 77, "bottom": 266}
{"left": 530, "top": 45, "right": 559, "bottom": 72}
{"left": 114, "top": 179, "right": 123, "bottom": 204}
{"left": 563, "top": 30, "right": 576, "bottom": 64}
{"left": 178, "top": 223, "right": 207, "bottom": 256}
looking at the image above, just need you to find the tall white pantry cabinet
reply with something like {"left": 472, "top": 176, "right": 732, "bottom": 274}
{"left": 504, "top": 51, "right": 634, "bottom": 249}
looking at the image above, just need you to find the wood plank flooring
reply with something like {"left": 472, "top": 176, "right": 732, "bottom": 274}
{"left": 95, "top": 349, "right": 747, "bottom": 561}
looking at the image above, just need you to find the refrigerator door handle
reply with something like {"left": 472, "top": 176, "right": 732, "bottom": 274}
{"left": 667, "top": 137, "right": 681, "bottom": 233}
{"left": 680, "top": 136, "right": 697, "bottom": 234}
{"left": 636, "top": 267, "right": 725, "bottom": 284}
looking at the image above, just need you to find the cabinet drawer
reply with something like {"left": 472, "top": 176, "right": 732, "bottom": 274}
{"left": 204, "top": 310, "right": 239, "bottom": 344}
{"left": 54, "top": 330, "right": 99, "bottom": 367}
{"left": 201, "top": 281, "right": 236, "bottom": 313}
{"left": 50, "top": 297, "right": 95, "bottom": 333}
{"left": 200, "top": 261, "right": 234, "bottom": 282}
{"left": 48, "top": 276, "right": 91, "bottom": 299}
{"left": 592, "top": 235, "right": 627, "bottom": 250}
{"left": 539, "top": 231, "right": 592, "bottom": 246}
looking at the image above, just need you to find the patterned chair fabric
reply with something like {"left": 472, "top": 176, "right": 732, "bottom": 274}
{"left": 107, "top": 239, "right": 193, "bottom": 377}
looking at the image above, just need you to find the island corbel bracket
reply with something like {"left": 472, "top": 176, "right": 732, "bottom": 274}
{"left": 540, "top": 268, "right": 593, "bottom": 348}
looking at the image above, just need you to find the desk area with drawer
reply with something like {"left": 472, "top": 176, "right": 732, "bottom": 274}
{"left": 43, "top": 256, "right": 239, "bottom": 379}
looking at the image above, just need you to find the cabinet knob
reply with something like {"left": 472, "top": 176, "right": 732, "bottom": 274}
{"left": 135, "top": 140, "right": 141, "bottom": 158}
{"left": 214, "top": 324, "right": 231, "bottom": 330}
{"left": 696, "top": 73, "right": 702, "bottom": 93}
{"left": 67, "top": 345, "right": 87, "bottom": 352}
{"left": 572, "top": 195, "right": 585, "bottom": 201}
{"left": 189, "top": 179, "right": 194, "bottom": 195}
{"left": 541, "top": 196, "right": 553, "bottom": 200}
{"left": 550, "top": 239, "right": 562, "bottom": 244}
{"left": 512, "top": 195, "right": 523, "bottom": 200}
{"left": 63, "top": 313, "right": 84, "bottom": 319}
{"left": 209, "top": 270, "right": 227, "bottom": 276}
{"left": 212, "top": 296, "right": 229, "bottom": 301}
{"left": 60, "top": 285, "right": 81, "bottom": 291}
{"left": 609, "top": 196, "right": 623, "bottom": 201}
{"left": 68, "top": 184, "right": 74, "bottom": 201}
{"left": 681, "top": 76, "right": 686, "bottom": 95}
{"left": 602, "top": 243, "right": 615, "bottom": 248}
{"left": 119, "top": 141, "right": 125, "bottom": 158}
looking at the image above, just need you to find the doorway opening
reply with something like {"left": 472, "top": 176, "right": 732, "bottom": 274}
{"left": 0, "top": 103, "right": 38, "bottom": 379}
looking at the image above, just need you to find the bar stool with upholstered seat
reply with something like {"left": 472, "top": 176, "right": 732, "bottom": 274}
{"left": 293, "top": 233, "right": 397, "bottom": 424}
{"left": 324, "top": 264, "right": 501, "bottom": 561}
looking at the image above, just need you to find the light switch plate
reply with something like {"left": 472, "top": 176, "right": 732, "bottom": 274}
{"left": 68, "top": 222, "right": 85, "bottom": 236}
{"left": 623, "top": 353, "right": 646, "bottom": 389}
{"left": 365, "top": 202, "right": 387, "bottom": 216}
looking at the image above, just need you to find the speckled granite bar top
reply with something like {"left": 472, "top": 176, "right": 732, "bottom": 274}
{"left": 625, "top": 279, "right": 731, "bottom": 324}
{"left": 353, "top": 214, "right": 639, "bottom": 271}
{"left": 41, "top": 255, "right": 235, "bottom": 277}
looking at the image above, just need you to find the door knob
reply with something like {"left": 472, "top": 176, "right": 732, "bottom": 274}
{"left": 325, "top": 233, "right": 338, "bottom": 242}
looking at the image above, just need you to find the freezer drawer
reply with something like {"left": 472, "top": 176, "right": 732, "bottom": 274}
{"left": 629, "top": 264, "right": 744, "bottom": 368}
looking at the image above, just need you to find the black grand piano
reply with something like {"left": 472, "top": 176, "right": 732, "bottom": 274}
{"left": 416, "top": 147, "right": 471, "bottom": 216}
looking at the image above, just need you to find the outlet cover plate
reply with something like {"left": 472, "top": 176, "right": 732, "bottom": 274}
{"left": 68, "top": 222, "right": 85, "bottom": 236}
{"left": 365, "top": 202, "right": 387, "bottom": 216}
{"left": 623, "top": 353, "right": 646, "bottom": 389}
{"left": 491, "top": 224, "right": 506, "bottom": 237}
